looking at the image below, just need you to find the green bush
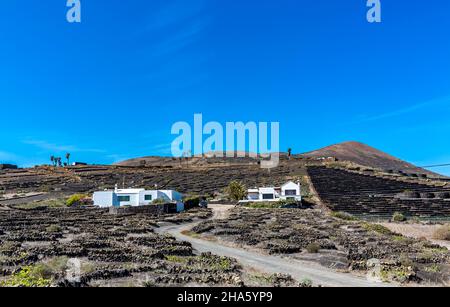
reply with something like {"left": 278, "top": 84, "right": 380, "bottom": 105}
{"left": 300, "top": 278, "right": 313, "bottom": 287}
{"left": 362, "top": 223, "right": 395, "bottom": 236}
{"left": 392, "top": 212, "right": 407, "bottom": 222}
{"left": 0, "top": 266, "right": 53, "bottom": 287}
{"left": 331, "top": 211, "right": 358, "bottom": 221}
{"left": 226, "top": 181, "right": 247, "bottom": 201}
{"left": 165, "top": 255, "right": 189, "bottom": 263}
{"left": 46, "top": 225, "right": 61, "bottom": 233}
{"left": 245, "top": 202, "right": 283, "bottom": 209}
{"left": 183, "top": 195, "right": 200, "bottom": 209}
{"left": 152, "top": 198, "right": 167, "bottom": 205}
{"left": 276, "top": 199, "right": 298, "bottom": 206}
{"left": 66, "top": 194, "right": 89, "bottom": 207}
{"left": 306, "top": 243, "right": 320, "bottom": 253}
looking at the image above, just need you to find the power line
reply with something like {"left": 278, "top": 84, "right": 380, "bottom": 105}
{"left": 421, "top": 163, "right": 450, "bottom": 168}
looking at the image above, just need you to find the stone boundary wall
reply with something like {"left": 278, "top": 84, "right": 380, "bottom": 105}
{"left": 108, "top": 203, "right": 178, "bottom": 215}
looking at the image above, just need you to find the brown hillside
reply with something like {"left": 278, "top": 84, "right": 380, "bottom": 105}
{"left": 301, "top": 141, "right": 440, "bottom": 177}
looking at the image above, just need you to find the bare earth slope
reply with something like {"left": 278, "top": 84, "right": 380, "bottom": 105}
{"left": 301, "top": 141, "right": 439, "bottom": 177}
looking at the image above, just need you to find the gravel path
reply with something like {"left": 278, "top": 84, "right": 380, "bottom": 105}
{"left": 157, "top": 205, "right": 393, "bottom": 287}
{"left": 0, "top": 193, "right": 49, "bottom": 206}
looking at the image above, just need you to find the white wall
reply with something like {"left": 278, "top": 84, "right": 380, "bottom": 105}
{"left": 94, "top": 189, "right": 184, "bottom": 208}
{"left": 116, "top": 193, "right": 139, "bottom": 207}
{"left": 93, "top": 191, "right": 117, "bottom": 208}
{"left": 158, "top": 190, "right": 183, "bottom": 201}
{"left": 139, "top": 191, "right": 158, "bottom": 205}
{"left": 281, "top": 182, "right": 300, "bottom": 196}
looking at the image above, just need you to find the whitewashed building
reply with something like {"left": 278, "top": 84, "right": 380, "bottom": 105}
{"left": 244, "top": 181, "right": 301, "bottom": 203}
{"left": 93, "top": 186, "right": 184, "bottom": 211}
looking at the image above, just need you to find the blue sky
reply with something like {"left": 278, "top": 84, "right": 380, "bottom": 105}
{"left": 0, "top": 1, "right": 449, "bottom": 175}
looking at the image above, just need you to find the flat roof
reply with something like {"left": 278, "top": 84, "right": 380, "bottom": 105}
{"left": 259, "top": 187, "right": 276, "bottom": 193}
{"left": 96, "top": 189, "right": 181, "bottom": 194}
{"left": 116, "top": 189, "right": 145, "bottom": 194}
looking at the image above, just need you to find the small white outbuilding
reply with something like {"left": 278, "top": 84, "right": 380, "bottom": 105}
{"left": 242, "top": 181, "right": 302, "bottom": 203}
{"left": 93, "top": 186, "right": 184, "bottom": 211}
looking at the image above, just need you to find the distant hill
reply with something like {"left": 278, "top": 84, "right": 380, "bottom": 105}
{"left": 115, "top": 141, "right": 443, "bottom": 178}
{"left": 114, "top": 153, "right": 265, "bottom": 167}
{"left": 300, "top": 141, "right": 441, "bottom": 177}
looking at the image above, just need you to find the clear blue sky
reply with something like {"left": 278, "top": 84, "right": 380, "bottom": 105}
{"left": 1, "top": 1, "right": 449, "bottom": 175}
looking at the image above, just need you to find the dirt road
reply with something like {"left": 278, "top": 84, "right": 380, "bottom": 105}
{"left": 157, "top": 205, "right": 391, "bottom": 287}
{"left": 0, "top": 193, "right": 48, "bottom": 206}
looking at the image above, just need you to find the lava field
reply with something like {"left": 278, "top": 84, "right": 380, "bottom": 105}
{"left": 192, "top": 207, "right": 450, "bottom": 284}
{"left": 0, "top": 206, "right": 256, "bottom": 287}
{"left": 308, "top": 166, "right": 450, "bottom": 219}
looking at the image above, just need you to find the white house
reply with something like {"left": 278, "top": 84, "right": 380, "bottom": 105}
{"left": 93, "top": 186, "right": 184, "bottom": 211}
{"left": 244, "top": 181, "right": 301, "bottom": 203}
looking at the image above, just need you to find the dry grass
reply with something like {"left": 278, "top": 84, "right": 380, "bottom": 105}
{"left": 433, "top": 225, "right": 450, "bottom": 241}
{"left": 380, "top": 222, "right": 450, "bottom": 250}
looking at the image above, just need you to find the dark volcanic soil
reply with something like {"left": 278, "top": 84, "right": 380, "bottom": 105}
{"left": 308, "top": 166, "right": 450, "bottom": 219}
{"left": 0, "top": 158, "right": 305, "bottom": 197}
{"left": 192, "top": 208, "right": 450, "bottom": 285}
{"left": 0, "top": 206, "right": 237, "bottom": 287}
{"left": 0, "top": 205, "right": 309, "bottom": 287}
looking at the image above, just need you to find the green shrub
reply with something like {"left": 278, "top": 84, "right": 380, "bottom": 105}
{"left": 245, "top": 202, "right": 283, "bottom": 209}
{"left": 306, "top": 243, "right": 320, "bottom": 253}
{"left": 183, "top": 195, "right": 200, "bottom": 209}
{"left": 276, "top": 199, "right": 298, "bottom": 206}
{"left": 392, "top": 235, "right": 412, "bottom": 243}
{"left": 143, "top": 281, "right": 157, "bottom": 287}
{"left": 410, "top": 216, "right": 421, "bottom": 223}
{"left": 46, "top": 225, "right": 61, "bottom": 233}
{"left": 38, "top": 185, "right": 52, "bottom": 193}
{"left": 152, "top": 198, "right": 167, "bottom": 205}
{"left": 226, "top": 181, "right": 247, "bottom": 201}
{"left": 300, "top": 278, "right": 313, "bottom": 287}
{"left": 331, "top": 211, "right": 358, "bottom": 221}
{"left": 424, "top": 264, "right": 441, "bottom": 273}
{"left": 392, "top": 212, "right": 407, "bottom": 222}
{"left": 362, "top": 223, "right": 395, "bottom": 236}
{"left": 66, "top": 194, "right": 89, "bottom": 207}
{"left": 0, "top": 265, "right": 53, "bottom": 287}
{"left": 165, "top": 255, "right": 189, "bottom": 263}
{"left": 433, "top": 225, "right": 450, "bottom": 241}
{"left": 46, "top": 257, "right": 69, "bottom": 272}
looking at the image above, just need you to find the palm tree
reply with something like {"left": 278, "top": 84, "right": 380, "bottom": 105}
{"left": 183, "top": 150, "right": 191, "bottom": 167}
{"left": 65, "top": 153, "right": 71, "bottom": 166}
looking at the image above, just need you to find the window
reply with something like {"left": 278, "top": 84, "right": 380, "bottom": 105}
{"left": 262, "top": 194, "right": 274, "bottom": 200}
{"left": 285, "top": 190, "right": 297, "bottom": 196}
{"left": 248, "top": 193, "right": 259, "bottom": 200}
{"left": 144, "top": 195, "right": 152, "bottom": 201}
{"left": 118, "top": 196, "right": 130, "bottom": 202}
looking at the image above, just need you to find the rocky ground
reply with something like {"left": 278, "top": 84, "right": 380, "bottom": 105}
{"left": 0, "top": 157, "right": 307, "bottom": 197}
{"left": 0, "top": 205, "right": 308, "bottom": 287}
{"left": 1, "top": 156, "right": 449, "bottom": 287}
{"left": 192, "top": 207, "right": 450, "bottom": 285}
